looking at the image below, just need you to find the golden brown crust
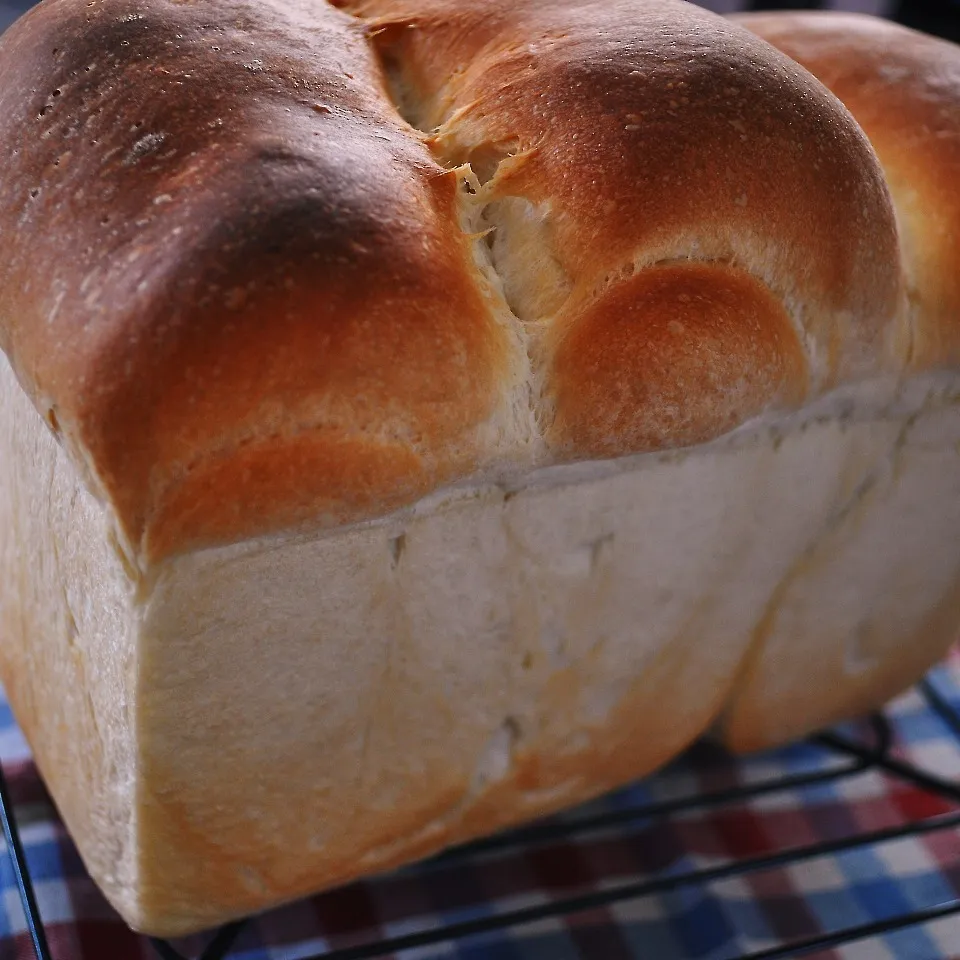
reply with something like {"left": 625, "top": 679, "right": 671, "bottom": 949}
{"left": 0, "top": 0, "right": 913, "bottom": 562}
{"left": 0, "top": 0, "right": 507, "bottom": 562}
{"left": 549, "top": 263, "right": 808, "bottom": 457}
{"left": 734, "top": 12, "right": 960, "bottom": 372}
{"left": 338, "top": 0, "right": 904, "bottom": 458}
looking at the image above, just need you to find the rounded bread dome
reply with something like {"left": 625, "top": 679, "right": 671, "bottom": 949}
{"left": 0, "top": 0, "right": 914, "bottom": 561}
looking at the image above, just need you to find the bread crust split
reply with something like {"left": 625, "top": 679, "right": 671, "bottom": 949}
{"left": 0, "top": 0, "right": 959, "bottom": 937}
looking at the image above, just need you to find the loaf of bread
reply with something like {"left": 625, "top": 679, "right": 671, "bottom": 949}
{"left": 0, "top": 0, "right": 958, "bottom": 937}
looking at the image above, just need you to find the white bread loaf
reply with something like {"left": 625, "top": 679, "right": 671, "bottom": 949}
{"left": 0, "top": 0, "right": 958, "bottom": 937}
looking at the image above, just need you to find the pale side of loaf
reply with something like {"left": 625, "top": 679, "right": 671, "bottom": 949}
{"left": 0, "top": 0, "right": 958, "bottom": 938}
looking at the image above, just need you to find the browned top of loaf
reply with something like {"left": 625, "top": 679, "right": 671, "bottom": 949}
{"left": 735, "top": 12, "right": 960, "bottom": 372}
{"left": 0, "top": 0, "right": 506, "bottom": 562}
{"left": 339, "top": 0, "right": 903, "bottom": 456}
{"left": 0, "top": 0, "right": 952, "bottom": 564}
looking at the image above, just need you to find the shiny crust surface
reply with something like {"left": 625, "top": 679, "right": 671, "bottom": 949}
{"left": 734, "top": 12, "right": 960, "bottom": 373}
{"left": 344, "top": 0, "right": 900, "bottom": 386}
{"left": 1, "top": 0, "right": 951, "bottom": 561}
{"left": 551, "top": 263, "right": 807, "bottom": 456}
{"left": 0, "top": 0, "right": 507, "bottom": 561}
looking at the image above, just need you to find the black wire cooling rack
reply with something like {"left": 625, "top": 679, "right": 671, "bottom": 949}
{"left": 3, "top": 676, "right": 960, "bottom": 960}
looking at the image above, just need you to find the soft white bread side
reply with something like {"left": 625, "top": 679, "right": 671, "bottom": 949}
{"left": 0, "top": 352, "right": 140, "bottom": 921}
{"left": 4, "top": 350, "right": 960, "bottom": 934}
{"left": 1, "top": 0, "right": 960, "bottom": 939}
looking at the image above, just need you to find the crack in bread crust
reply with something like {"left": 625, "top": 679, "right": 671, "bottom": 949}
{"left": 0, "top": 0, "right": 911, "bottom": 564}
{"left": 340, "top": 0, "right": 901, "bottom": 454}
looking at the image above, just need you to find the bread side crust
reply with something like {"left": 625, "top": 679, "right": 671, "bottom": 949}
{"left": 0, "top": 351, "right": 140, "bottom": 921}
{"left": 5, "top": 334, "right": 960, "bottom": 935}
{"left": 134, "top": 372, "right": 960, "bottom": 935}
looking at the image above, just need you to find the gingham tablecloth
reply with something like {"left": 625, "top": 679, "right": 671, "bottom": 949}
{"left": 1, "top": 650, "right": 959, "bottom": 960}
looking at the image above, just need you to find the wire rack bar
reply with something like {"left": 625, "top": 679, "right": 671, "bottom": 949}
{"left": 293, "top": 810, "right": 960, "bottom": 960}
{"left": 922, "top": 677, "right": 960, "bottom": 741}
{"left": 0, "top": 759, "right": 51, "bottom": 960}
{"left": 740, "top": 899, "right": 960, "bottom": 960}
{"left": 150, "top": 922, "right": 245, "bottom": 960}
{"left": 817, "top": 732, "right": 960, "bottom": 803}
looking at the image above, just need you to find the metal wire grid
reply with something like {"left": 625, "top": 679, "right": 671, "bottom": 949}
{"left": 2, "top": 678, "right": 960, "bottom": 960}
